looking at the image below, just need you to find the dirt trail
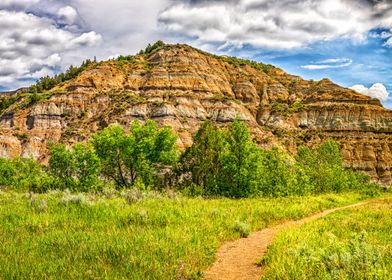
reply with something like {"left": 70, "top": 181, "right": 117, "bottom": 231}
{"left": 203, "top": 201, "right": 371, "bottom": 280}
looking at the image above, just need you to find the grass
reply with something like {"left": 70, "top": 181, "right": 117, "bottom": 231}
{"left": 261, "top": 196, "right": 392, "bottom": 280}
{"left": 0, "top": 190, "right": 375, "bottom": 279}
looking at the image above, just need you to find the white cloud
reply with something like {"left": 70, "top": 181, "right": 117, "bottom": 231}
{"left": 350, "top": 83, "right": 389, "bottom": 101}
{"left": 1, "top": 0, "right": 392, "bottom": 92}
{"left": 380, "top": 31, "right": 392, "bottom": 39}
{"left": 68, "top": 31, "right": 103, "bottom": 48}
{"left": 301, "top": 58, "right": 352, "bottom": 70}
{"left": 0, "top": 0, "right": 40, "bottom": 10}
{"left": 107, "top": 54, "right": 120, "bottom": 60}
{"left": 385, "top": 37, "right": 392, "bottom": 46}
{"left": 159, "top": 0, "right": 392, "bottom": 49}
{"left": 0, "top": 8, "right": 102, "bottom": 88}
{"left": 57, "top": 6, "right": 79, "bottom": 25}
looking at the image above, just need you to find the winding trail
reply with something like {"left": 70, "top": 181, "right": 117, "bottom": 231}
{"left": 203, "top": 200, "right": 372, "bottom": 280}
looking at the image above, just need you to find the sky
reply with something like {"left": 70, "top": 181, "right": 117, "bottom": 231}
{"left": 0, "top": 0, "right": 391, "bottom": 108}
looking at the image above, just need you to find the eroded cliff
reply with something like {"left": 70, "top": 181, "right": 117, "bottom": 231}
{"left": 1, "top": 44, "right": 391, "bottom": 184}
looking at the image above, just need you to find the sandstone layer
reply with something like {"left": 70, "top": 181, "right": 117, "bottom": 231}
{"left": 1, "top": 44, "right": 391, "bottom": 185}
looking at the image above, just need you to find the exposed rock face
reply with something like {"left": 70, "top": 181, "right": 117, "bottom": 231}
{"left": 0, "top": 44, "right": 391, "bottom": 185}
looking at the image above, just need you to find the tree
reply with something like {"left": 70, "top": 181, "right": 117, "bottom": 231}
{"left": 128, "top": 120, "right": 178, "bottom": 187}
{"left": 220, "top": 119, "right": 260, "bottom": 197}
{"left": 178, "top": 120, "right": 226, "bottom": 195}
{"left": 71, "top": 143, "right": 101, "bottom": 191}
{"left": 139, "top": 40, "right": 166, "bottom": 55}
{"left": 178, "top": 119, "right": 301, "bottom": 197}
{"left": 91, "top": 120, "right": 178, "bottom": 189}
{"left": 48, "top": 144, "right": 75, "bottom": 189}
{"left": 257, "top": 148, "right": 298, "bottom": 197}
{"left": 48, "top": 143, "right": 101, "bottom": 191}
{"left": 91, "top": 125, "right": 130, "bottom": 188}
{"left": 295, "top": 141, "right": 368, "bottom": 193}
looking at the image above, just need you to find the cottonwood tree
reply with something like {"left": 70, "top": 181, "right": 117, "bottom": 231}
{"left": 91, "top": 120, "right": 178, "bottom": 189}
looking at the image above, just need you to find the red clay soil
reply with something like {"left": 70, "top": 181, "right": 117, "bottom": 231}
{"left": 203, "top": 201, "right": 371, "bottom": 280}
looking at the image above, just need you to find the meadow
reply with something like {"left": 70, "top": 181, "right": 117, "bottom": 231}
{"left": 0, "top": 190, "right": 374, "bottom": 279}
{"left": 261, "top": 196, "right": 392, "bottom": 279}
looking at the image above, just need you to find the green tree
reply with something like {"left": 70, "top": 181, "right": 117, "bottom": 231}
{"left": 220, "top": 119, "right": 260, "bottom": 197}
{"left": 90, "top": 125, "right": 129, "bottom": 188}
{"left": 256, "top": 148, "right": 298, "bottom": 197}
{"left": 48, "top": 143, "right": 75, "bottom": 189}
{"left": 48, "top": 143, "right": 101, "bottom": 191}
{"left": 128, "top": 120, "right": 178, "bottom": 187}
{"left": 91, "top": 120, "right": 178, "bottom": 189}
{"left": 139, "top": 40, "right": 166, "bottom": 55}
{"left": 178, "top": 120, "right": 226, "bottom": 195}
{"left": 178, "top": 119, "right": 308, "bottom": 197}
{"left": 72, "top": 143, "right": 101, "bottom": 191}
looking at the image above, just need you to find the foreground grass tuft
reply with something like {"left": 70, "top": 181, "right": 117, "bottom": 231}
{"left": 261, "top": 197, "right": 392, "bottom": 280}
{"left": 233, "top": 221, "right": 251, "bottom": 238}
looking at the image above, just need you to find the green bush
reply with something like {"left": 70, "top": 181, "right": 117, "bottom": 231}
{"left": 0, "top": 157, "right": 52, "bottom": 192}
{"left": 0, "top": 96, "right": 16, "bottom": 114}
{"left": 233, "top": 221, "right": 251, "bottom": 238}
{"left": 295, "top": 141, "right": 372, "bottom": 194}
{"left": 139, "top": 40, "right": 166, "bottom": 55}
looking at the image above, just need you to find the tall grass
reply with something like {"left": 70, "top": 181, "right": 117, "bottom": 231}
{"left": 0, "top": 190, "right": 371, "bottom": 279}
{"left": 261, "top": 197, "right": 392, "bottom": 279}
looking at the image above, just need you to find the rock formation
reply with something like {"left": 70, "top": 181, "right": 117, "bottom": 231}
{"left": 1, "top": 44, "right": 391, "bottom": 185}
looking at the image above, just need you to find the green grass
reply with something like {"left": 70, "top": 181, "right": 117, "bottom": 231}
{"left": 261, "top": 197, "right": 392, "bottom": 280}
{"left": 0, "top": 190, "right": 374, "bottom": 279}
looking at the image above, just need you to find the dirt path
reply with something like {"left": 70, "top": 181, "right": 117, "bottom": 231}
{"left": 203, "top": 201, "right": 371, "bottom": 280}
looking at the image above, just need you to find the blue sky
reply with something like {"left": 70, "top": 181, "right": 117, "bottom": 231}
{"left": 0, "top": 0, "right": 391, "bottom": 108}
{"left": 235, "top": 30, "right": 392, "bottom": 108}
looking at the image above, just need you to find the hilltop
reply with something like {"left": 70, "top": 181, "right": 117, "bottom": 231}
{"left": 0, "top": 42, "right": 391, "bottom": 184}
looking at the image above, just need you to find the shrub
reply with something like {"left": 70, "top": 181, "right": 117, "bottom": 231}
{"left": 296, "top": 141, "right": 372, "bottom": 194}
{"left": 139, "top": 40, "right": 166, "bottom": 55}
{"left": 233, "top": 221, "right": 251, "bottom": 238}
{"left": 0, "top": 96, "right": 16, "bottom": 114}
{"left": 59, "top": 190, "right": 88, "bottom": 205}
{"left": 0, "top": 157, "right": 52, "bottom": 192}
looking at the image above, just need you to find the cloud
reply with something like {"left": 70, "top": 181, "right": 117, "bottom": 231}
{"left": 0, "top": 7, "right": 102, "bottom": 88}
{"left": 1, "top": 0, "right": 392, "bottom": 97}
{"left": 159, "top": 0, "right": 392, "bottom": 49}
{"left": 350, "top": 83, "right": 389, "bottom": 101}
{"left": 301, "top": 58, "right": 352, "bottom": 70}
{"left": 385, "top": 37, "right": 392, "bottom": 46}
{"left": 57, "top": 6, "right": 79, "bottom": 25}
{"left": 0, "top": 0, "right": 40, "bottom": 10}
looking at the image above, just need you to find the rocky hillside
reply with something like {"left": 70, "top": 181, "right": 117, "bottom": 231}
{"left": 1, "top": 44, "right": 391, "bottom": 185}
